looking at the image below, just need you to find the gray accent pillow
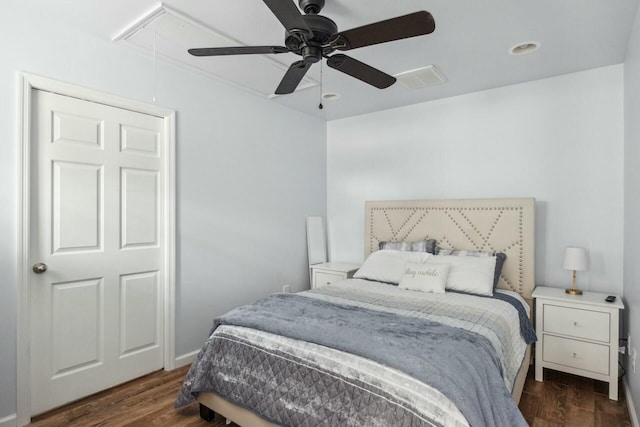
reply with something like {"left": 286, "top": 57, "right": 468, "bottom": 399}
{"left": 436, "top": 248, "right": 506, "bottom": 289}
{"left": 379, "top": 239, "right": 437, "bottom": 254}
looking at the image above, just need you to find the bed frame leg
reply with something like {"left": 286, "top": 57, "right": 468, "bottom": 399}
{"left": 199, "top": 403, "right": 217, "bottom": 422}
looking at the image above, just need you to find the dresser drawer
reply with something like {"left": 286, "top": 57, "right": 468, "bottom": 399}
{"left": 543, "top": 304, "right": 610, "bottom": 342}
{"left": 314, "top": 271, "right": 345, "bottom": 288}
{"left": 543, "top": 334, "right": 609, "bottom": 375}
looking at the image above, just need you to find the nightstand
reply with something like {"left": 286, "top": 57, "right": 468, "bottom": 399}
{"left": 310, "top": 263, "right": 360, "bottom": 289}
{"left": 532, "top": 286, "right": 624, "bottom": 400}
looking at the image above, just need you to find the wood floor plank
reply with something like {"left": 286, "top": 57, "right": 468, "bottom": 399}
{"left": 565, "top": 375, "right": 595, "bottom": 411}
{"left": 594, "top": 393, "right": 632, "bottom": 427}
{"left": 29, "top": 368, "right": 195, "bottom": 427}
{"left": 524, "top": 369, "right": 546, "bottom": 397}
{"left": 532, "top": 417, "right": 563, "bottom": 427}
{"left": 564, "top": 404, "right": 595, "bottom": 427}
{"left": 520, "top": 368, "right": 631, "bottom": 427}
{"left": 539, "top": 381, "right": 568, "bottom": 424}
{"left": 90, "top": 381, "right": 188, "bottom": 426}
{"left": 30, "top": 369, "right": 187, "bottom": 427}
{"left": 119, "top": 395, "right": 195, "bottom": 427}
{"left": 519, "top": 392, "right": 543, "bottom": 426}
{"left": 29, "top": 364, "right": 632, "bottom": 427}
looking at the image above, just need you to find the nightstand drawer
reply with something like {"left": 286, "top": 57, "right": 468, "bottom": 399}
{"left": 543, "top": 304, "right": 610, "bottom": 342}
{"left": 543, "top": 334, "right": 609, "bottom": 375}
{"left": 314, "top": 271, "right": 345, "bottom": 287}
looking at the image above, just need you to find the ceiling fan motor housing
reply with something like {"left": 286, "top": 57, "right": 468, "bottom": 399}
{"left": 285, "top": 14, "right": 337, "bottom": 63}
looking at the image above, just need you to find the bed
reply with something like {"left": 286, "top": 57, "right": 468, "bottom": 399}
{"left": 176, "top": 198, "right": 536, "bottom": 427}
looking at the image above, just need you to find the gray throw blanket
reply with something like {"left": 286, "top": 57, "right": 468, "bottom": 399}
{"left": 195, "top": 293, "right": 527, "bottom": 427}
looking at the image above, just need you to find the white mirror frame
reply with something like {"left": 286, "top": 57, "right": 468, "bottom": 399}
{"left": 306, "top": 216, "right": 327, "bottom": 282}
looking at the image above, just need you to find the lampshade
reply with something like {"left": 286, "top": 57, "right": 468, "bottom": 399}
{"left": 563, "top": 247, "right": 589, "bottom": 271}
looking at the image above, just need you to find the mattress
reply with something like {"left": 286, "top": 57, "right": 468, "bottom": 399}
{"left": 177, "top": 279, "right": 534, "bottom": 426}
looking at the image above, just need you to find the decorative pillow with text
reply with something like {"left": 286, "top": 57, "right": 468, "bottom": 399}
{"left": 354, "top": 250, "right": 431, "bottom": 284}
{"left": 398, "top": 262, "right": 450, "bottom": 293}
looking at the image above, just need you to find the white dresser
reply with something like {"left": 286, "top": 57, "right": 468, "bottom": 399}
{"left": 310, "top": 263, "right": 360, "bottom": 289}
{"left": 532, "top": 286, "right": 624, "bottom": 400}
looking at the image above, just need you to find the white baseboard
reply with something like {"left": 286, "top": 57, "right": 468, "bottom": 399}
{"left": 625, "top": 378, "right": 639, "bottom": 427}
{"left": 175, "top": 349, "right": 199, "bottom": 368}
{"left": 0, "top": 414, "right": 17, "bottom": 427}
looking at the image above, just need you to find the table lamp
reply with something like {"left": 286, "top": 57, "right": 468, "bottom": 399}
{"left": 563, "top": 247, "right": 588, "bottom": 295}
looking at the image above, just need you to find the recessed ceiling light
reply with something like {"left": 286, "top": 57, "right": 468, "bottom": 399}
{"left": 509, "top": 41, "right": 540, "bottom": 55}
{"left": 322, "top": 93, "right": 341, "bottom": 101}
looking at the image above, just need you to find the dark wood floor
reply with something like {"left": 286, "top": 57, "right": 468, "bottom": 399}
{"left": 520, "top": 368, "right": 631, "bottom": 427}
{"left": 29, "top": 366, "right": 218, "bottom": 427}
{"left": 30, "top": 365, "right": 632, "bottom": 427}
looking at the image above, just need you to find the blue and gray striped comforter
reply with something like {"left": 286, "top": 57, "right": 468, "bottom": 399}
{"left": 177, "top": 279, "right": 534, "bottom": 427}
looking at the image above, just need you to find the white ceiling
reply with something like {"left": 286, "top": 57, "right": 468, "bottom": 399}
{"left": 11, "top": 0, "right": 640, "bottom": 120}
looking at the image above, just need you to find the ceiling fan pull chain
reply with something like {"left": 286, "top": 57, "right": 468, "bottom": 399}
{"left": 318, "top": 59, "right": 324, "bottom": 110}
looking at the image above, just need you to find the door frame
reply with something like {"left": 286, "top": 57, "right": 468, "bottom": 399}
{"left": 16, "top": 72, "right": 176, "bottom": 426}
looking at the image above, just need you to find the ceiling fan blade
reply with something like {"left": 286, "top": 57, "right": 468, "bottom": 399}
{"left": 188, "top": 46, "right": 290, "bottom": 56}
{"left": 329, "top": 11, "right": 435, "bottom": 51}
{"left": 263, "top": 0, "right": 313, "bottom": 37}
{"left": 327, "top": 54, "right": 396, "bottom": 89}
{"left": 275, "top": 60, "right": 312, "bottom": 94}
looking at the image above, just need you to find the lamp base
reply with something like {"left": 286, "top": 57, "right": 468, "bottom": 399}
{"left": 565, "top": 288, "right": 583, "bottom": 295}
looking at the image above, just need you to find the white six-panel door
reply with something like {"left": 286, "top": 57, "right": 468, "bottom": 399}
{"left": 30, "top": 90, "right": 165, "bottom": 415}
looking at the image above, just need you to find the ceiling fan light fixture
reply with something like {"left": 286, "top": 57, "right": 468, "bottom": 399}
{"left": 509, "top": 41, "right": 540, "bottom": 55}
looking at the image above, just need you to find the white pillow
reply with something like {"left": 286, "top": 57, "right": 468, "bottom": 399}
{"left": 354, "top": 250, "right": 431, "bottom": 284}
{"left": 399, "top": 262, "right": 450, "bottom": 293}
{"left": 432, "top": 255, "right": 496, "bottom": 296}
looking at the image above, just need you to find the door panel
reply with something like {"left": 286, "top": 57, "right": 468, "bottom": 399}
{"left": 31, "top": 90, "right": 165, "bottom": 415}
{"left": 52, "top": 111, "right": 104, "bottom": 148}
{"left": 121, "top": 168, "right": 158, "bottom": 248}
{"left": 120, "top": 124, "right": 159, "bottom": 156}
{"left": 120, "top": 271, "right": 159, "bottom": 357}
{"left": 51, "top": 278, "right": 103, "bottom": 377}
{"left": 52, "top": 161, "right": 103, "bottom": 253}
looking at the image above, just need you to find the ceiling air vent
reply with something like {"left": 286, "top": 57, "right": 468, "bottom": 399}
{"left": 394, "top": 65, "right": 446, "bottom": 89}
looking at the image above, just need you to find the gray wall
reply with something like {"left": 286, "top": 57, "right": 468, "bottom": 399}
{"left": 0, "top": 6, "right": 326, "bottom": 422}
{"left": 327, "top": 66, "right": 624, "bottom": 295}
{"left": 624, "top": 2, "right": 640, "bottom": 419}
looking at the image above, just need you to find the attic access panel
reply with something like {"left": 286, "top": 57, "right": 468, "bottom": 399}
{"left": 113, "top": 4, "right": 318, "bottom": 98}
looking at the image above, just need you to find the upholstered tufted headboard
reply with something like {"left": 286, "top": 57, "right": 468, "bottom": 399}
{"left": 365, "top": 198, "right": 535, "bottom": 304}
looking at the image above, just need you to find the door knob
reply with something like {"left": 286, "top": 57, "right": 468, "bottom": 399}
{"left": 32, "top": 263, "right": 48, "bottom": 274}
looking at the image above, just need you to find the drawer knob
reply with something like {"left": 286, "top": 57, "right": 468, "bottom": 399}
{"left": 326, "top": 282, "right": 331, "bottom": 285}
{"left": 573, "top": 321, "right": 578, "bottom": 326}
{"left": 571, "top": 352, "right": 578, "bottom": 358}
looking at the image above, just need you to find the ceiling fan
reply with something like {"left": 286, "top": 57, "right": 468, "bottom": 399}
{"left": 188, "top": 0, "right": 435, "bottom": 95}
